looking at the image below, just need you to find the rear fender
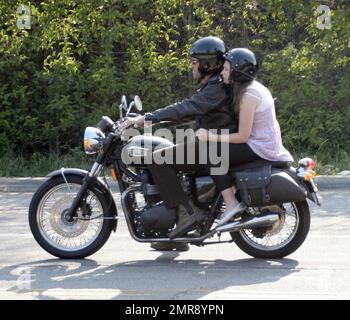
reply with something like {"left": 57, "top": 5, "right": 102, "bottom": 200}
{"left": 280, "top": 168, "right": 321, "bottom": 206}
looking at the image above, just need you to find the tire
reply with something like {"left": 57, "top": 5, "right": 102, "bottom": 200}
{"left": 29, "top": 175, "right": 115, "bottom": 259}
{"left": 231, "top": 201, "right": 310, "bottom": 259}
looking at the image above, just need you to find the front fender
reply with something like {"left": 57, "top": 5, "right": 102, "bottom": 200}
{"left": 47, "top": 168, "right": 118, "bottom": 231}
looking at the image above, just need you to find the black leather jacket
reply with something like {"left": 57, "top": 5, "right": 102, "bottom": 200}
{"left": 144, "top": 73, "right": 238, "bottom": 132}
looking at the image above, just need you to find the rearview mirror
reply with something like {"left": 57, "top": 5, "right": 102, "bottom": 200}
{"left": 121, "top": 95, "right": 128, "bottom": 111}
{"left": 119, "top": 95, "right": 128, "bottom": 118}
{"left": 134, "top": 95, "right": 143, "bottom": 111}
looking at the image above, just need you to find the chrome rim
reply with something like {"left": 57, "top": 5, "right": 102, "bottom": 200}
{"left": 37, "top": 183, "right": 104, "bottom": 252}
{"left": 239, "top": 203, "right": 300, "bottom": 251}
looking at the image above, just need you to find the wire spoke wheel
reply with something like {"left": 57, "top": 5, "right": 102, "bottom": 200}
{"left": 29, "top": 175, "right": 115, "bottom": 258}
{"left": 37, "top": 183, "right": 104, "bottom": 252}
{"left": 231, "top": 201, "right": 310, "bottom": 259}
{"left": 240, "top": 203, "right": 298, "bottom": 251}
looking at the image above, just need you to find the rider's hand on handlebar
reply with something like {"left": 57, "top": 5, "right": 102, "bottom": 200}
{"left": 122, "top": 115, "right": 145, "bottom": 129}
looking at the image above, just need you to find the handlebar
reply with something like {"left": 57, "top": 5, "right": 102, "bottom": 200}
{"left": 112, "top": 117, "right": 195, "bottom": 140}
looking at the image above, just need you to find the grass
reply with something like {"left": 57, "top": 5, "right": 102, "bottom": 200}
{"left": 0, "top": 148, "right": 349, "bottom": 177}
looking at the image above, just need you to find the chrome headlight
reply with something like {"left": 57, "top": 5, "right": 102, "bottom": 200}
{"left": 83, "top": 127, "right": 105, "bottom": 155}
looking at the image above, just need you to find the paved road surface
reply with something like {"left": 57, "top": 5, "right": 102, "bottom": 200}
{"left": 0, "top": 188, "right": 349, "bottom": 300}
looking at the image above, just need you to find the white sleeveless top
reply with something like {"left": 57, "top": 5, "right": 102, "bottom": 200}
{"left": 244, "top": 81, "right": 294, "bottom": 162}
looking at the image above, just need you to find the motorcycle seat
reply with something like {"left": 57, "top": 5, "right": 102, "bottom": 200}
{"left": 194, "top": 160, "right": 292, "bottom": 178}
{"left": 230, "top": 159, "right": 292, "bottom": 173}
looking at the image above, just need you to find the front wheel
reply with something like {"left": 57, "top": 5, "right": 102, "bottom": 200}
{"left": 29, "top": 175, "right": 115, "bottom": 259}
{"left": 231, "top": 201, "right": 310, "bottom": 259}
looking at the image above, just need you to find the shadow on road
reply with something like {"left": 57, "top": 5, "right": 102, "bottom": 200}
{"left": 2, "top": 254, "right": 299, "bottom": 299}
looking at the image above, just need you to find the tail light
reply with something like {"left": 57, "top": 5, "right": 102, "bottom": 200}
{"left": 297, "top": 158, "right": 317, "bottom": 187}
{"left": 298, "top": 157, "right": 315, "bottom": 169}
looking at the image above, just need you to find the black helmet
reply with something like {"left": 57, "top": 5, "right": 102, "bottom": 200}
{"left": 189, "top": 36, "right": 226, "bottom": 77}
{"left": 224, "top": 48, "right": 259, "bottom": 83}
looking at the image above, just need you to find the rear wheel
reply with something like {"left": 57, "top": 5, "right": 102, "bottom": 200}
{"left": 231, "top": 201, "right": 310, "bottom": 259}
{"left": 29, "top": 175, "right": 115, "bottom": 259}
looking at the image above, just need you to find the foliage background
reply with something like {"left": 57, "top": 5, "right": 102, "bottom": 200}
{"left": 0, "top": 0, "right": 349, "bottom": 175}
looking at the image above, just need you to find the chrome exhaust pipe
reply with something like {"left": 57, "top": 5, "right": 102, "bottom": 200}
{"left": 216, "top": 213, "right": 280, "bottom": 233}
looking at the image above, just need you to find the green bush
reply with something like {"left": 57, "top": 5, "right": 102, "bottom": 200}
{"left": 0, "top": 0, "right": 349, "bottom": 175}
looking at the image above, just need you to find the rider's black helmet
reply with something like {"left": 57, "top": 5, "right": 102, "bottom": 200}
{"left": 189, "top": 36, "right": 226, "bottom": 77}
{"left": 224, "top": 48, "right": 259, "bottom": 83}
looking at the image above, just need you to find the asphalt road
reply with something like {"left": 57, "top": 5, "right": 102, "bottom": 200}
{"left": 0, "top": 187, "right": 349, "bottom": 300}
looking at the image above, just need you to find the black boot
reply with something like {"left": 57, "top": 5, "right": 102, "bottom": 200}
{"left": 169, "top": 202, "right": 206, "bottom": 239}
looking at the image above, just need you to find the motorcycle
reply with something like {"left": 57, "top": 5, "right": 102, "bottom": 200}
{"left": 29, "top": 95, "right": 321, "bottom": 259}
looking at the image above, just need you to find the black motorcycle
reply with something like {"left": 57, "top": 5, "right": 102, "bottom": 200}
{"left": 29, "top": 96, "right": 321, "bottom": 259}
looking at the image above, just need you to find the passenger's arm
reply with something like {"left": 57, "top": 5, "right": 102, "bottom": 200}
{"left": 196, "top": 93, "right": 260, "bottom": 143}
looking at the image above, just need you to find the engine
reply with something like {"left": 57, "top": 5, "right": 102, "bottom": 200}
{"left": 123, "top": 134, "right": 216, "bottom": 237}
{"left": 136, "top": 204, "right": 176, "bottom": 237}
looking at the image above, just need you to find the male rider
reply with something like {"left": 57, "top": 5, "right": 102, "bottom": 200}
{"left": 124, "top": 36, "right": 237, "bottom": 250}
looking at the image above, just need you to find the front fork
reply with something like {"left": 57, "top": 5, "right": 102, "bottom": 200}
{"left": 65, "top": 134, "right": 115, "bottom": 220}
{"left": 64, "top": 165, "right": 102, "bottom": 221}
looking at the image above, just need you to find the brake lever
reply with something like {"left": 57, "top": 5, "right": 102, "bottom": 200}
{"left": 126, "top": 113, "right": 139, "bottom": 118}
{"left": 114, "top": 117, "right": 141, "bottom": 141}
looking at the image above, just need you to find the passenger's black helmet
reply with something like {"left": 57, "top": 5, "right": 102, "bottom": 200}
{"left": 189, "top": 36, "right": 226, "bottom": 77}
{"left": 224, "top": 48, "right": 259, "bottom": 83}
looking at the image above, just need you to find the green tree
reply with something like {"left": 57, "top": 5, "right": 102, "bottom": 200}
{"left": 0, "top": 0, "right": 349, "bottom": 173}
